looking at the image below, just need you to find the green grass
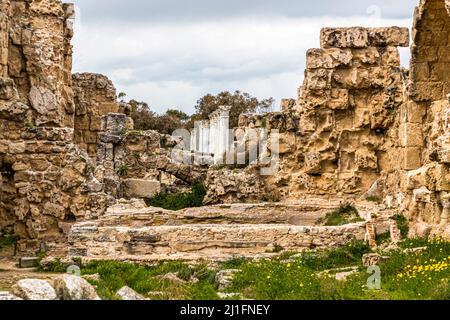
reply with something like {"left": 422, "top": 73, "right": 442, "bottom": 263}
{"left": 145, "top": 182, "right": 206, "bottom": 211}
{"left": 116, "top": 164, "right": 129, "bottom": 177}
{"left": 74, "top": 260, "right": 217, "bottom": 300}
{"left": 225, "top": 238, "right": 450, "bottom": 300}
{"left": 36, "top": 238, "right": 450, "bottom": 300}
{"left": 317, "top": 204, "right": 364, "bottom": 226}
{"left": 376, "top": 231, "right": 391, "bottom": 246}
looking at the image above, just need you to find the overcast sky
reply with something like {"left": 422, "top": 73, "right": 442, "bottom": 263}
{"left": 71, "top": 0, "right": 418, "bottom": 114}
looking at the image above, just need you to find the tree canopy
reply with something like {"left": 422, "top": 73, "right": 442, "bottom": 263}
{"left": 127, "top": 90, "right": 274, "bottom": 135}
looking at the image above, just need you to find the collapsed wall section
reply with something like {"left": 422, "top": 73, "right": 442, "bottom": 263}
{"left": 264, "top": 27, "right": 409, "bottom": 199}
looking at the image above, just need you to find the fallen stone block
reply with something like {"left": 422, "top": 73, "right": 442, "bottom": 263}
{"left": 19, "top": 257, "right": 39, "bottom": 269}
{"left": 116, "top": 286, "right": 145, "bottom": 300}
{"left": 11, "top": 279, "right": 57, "bottom": 300}
{"left": 362, "top": 253, "right": 390, "bottom": 267}
{"left": 53, "top": 274, "right": 100, "bottom": 300}
{"left": 123, "top": 179, "right": 161, "bottom": 199}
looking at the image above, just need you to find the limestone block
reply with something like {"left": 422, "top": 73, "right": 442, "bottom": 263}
{"left": 435, "top": 164, "right": 450, "bottom": 191}
{"left": 53, "top": 275, "right": 100, "bottom": 300}
{"left": 102, "top": 113, "right": 126, "bottom": 133}
{"left": 11, "top": 279, "right": 57, "bottom": 300}
{"left": 116, "top": 286, "right": 145, "bottom": 300}
{"left": 29, "top": 86, "right": 57, "bottom": 114}
{"left": 381, "top": 47, "right": 401, "bottom": 67}
{"left": 306, "top": 48, "right": 352, "bottom": 69}
{"left": 352, "top": 47, "right": 380, "bottom": 65}
{"left": 413, "top": 187, "right": 432, "bottom": 203}
{"left": 305, "top": 69, "right": 332, "bottom": 90}
{"left": 405, "top": 101, "right": 426, "bottom": 124}
{"left": 321, "top": 27, "right": 409, "bottom": 49}
{"left": 399, "top": 123, "right": 423, "bottom": 147}
{"left": 278, "top": 133, "right": 296, "bottom": 154}
{"left": 437, "top": 148, "right": 450, "bottom": 164}
{"left": 333, "top": 67, "right": 392, "bottom": 89}
{"left": 321, "top": 27, "right": 368, "bottom": 48}
{"left": 412, "top": 82, "right": 444, "bottom": 101}
{"left": 355, "top": 149, "right": 378, "bottom": 170}
{"left": 410, "top": 62, "right": 430, "bottom": 82}
{"left": 367, "top": 27, "right": 410, "bottom": 47}
{"left": 0, "top": 78, "right": 16, "bottom": 100}
{"left": 0, "top": 100, "right": 29, "bottom": 121}
{"left": 362, "top": 253, "right": 390, "bottom": 267}
{"left": 407, "top": 164, "right": 435, "bottom": 191}
{"left": 328, "top": 89, "right": 349, "bottom": 110}
{"left": 403, "top": 147, "right": 422, "bottom": 170}
{"left": 123, "top": 179, "right": 161, "bottom": 199}
{"left": 304, "top": 152, "right": 322, "bottom": 174}
{"left": 299, "top": 113, "right": 317, "bottom": 132}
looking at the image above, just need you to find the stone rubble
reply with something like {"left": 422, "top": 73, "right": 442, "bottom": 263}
{"left": 116, "top": 286, "right": 145, "bottom": 301}
{"left": 11, "top": 279, "right": 57, "bottom": 300}
{"left": 53, "top": 274, "right": 101, "bottom": 300}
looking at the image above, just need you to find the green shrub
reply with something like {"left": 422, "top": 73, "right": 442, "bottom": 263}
{"left": 0, "top": 228, "right": 17, "bottom": 249}
{"left": 145, "top": 182, "right": 206, "bottom": 211}
{"left": 366, "top": 196, "right": 382, "bottom": 203}
{"left": 80, "top": 260, "right": 217, "bottom": 300}
{"left": 376, "top": 231, "right": 391, "bottom": 246}
{"left": 317, "top": 203, "right": 364, "bottom": 226}
{"left": 116, "top": 164, "right": 129, "bottom": 177}
{"left": 299, "top": 240, "right": 372, "bottom": 271}
{"left": 391, "top": 214, "right": 409, "bottom": 239}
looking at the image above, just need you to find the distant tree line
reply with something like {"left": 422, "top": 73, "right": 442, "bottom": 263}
{"left": 119, "top": 90, "right": 274, "bottom": 135}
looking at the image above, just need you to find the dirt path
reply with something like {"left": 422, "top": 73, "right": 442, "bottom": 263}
{"left": 0, "top": 257, "right": 61, "bottom": 291}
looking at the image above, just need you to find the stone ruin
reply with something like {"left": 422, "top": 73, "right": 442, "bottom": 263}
{"left": 0, "top": 0, "right": 449, "bottom": 263}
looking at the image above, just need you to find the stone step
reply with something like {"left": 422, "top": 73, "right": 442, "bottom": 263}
{"left": 99, "top": 198, "right": 349, "bottom": 228}
{"left": 67, "top": 222, "right": 367, "bottom": 262}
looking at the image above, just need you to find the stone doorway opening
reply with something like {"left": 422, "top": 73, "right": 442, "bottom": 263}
{"left": 410, "top": 0, "right": 450, "bottom": 102}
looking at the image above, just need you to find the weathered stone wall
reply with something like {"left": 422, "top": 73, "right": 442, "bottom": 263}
{"left": 215, "top": 27, "right": 409, "bottom": 203}
{"left": 6, "top": 0, "right": 75, "bottom": 128}
{"left": 394, "top": 0, "right": 450, "bottom": 238}
{"left": 72, "top": 73, "right": 122, "bottom": 156}
{"left": 0, "top": 0, "right": 108, "bottom": 253}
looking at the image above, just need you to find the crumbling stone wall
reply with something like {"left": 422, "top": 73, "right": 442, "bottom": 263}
{"left": 5, "top": 0, "right": 75, "bottom": 128}
{"left": 220, "top": 27, "right": 409, "bottom": 202}
{"left": 72, "top": 73, "right": 123, "bottom": 156}
{"left": 0, "top": 0, "right": 107, "bottom": 254}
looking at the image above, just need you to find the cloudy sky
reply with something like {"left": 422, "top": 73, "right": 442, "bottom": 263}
{"left": 70, "top": 0, "right": 418, "bottom": 114}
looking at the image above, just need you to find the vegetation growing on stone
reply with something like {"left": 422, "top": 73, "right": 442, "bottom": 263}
{"left": 317, "top": 204, "right": 364, "bottom": 226}
{"left": 145, "top": 182, "right": 206, "bottom": 211}
{"left": 391, "top": 214, "right": 410, "bottom": 239}
{"left": 0, "top": 228, "right": 16, "bottom": 250}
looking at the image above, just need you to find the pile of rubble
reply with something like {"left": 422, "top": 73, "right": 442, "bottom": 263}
{"left": 0, "top": 275, "right": 144, "bottom": 300}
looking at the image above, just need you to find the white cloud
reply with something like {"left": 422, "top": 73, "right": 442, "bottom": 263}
{"left": 72, "top": 10, "right": 413, "bottom": 114}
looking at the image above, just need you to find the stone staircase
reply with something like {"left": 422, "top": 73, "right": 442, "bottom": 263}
{"left": 65, "top": 198, "right": 391, "bottom": 262}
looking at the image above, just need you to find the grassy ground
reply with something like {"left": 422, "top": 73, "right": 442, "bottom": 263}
{"left": 38, "top": 238, "right": 450, "bottom": 300}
